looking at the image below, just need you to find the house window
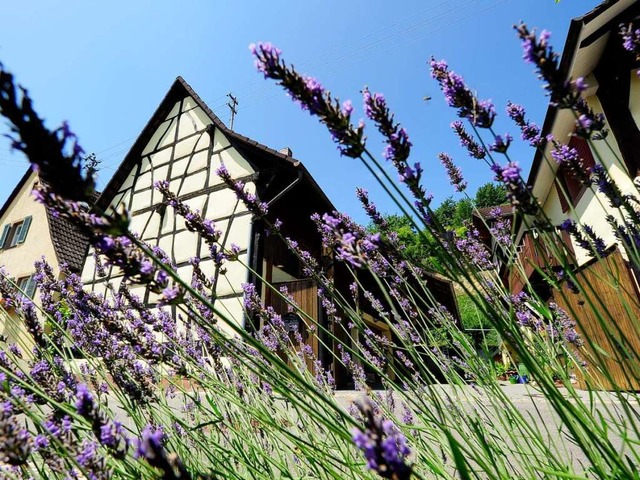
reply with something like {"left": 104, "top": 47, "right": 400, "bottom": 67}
{"left": 555, "top": 136, "right": 596, "bottom": 213}
{"left": 16, "top": 275, "right": 37, "bottom": 298}
{"left": 0, "top": 216, "right": 32, "bottom": 250}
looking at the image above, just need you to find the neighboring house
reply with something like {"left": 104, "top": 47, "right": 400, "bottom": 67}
{"left": 505, "top": 0, "right": 640, "bottom": 388}
{"left": 0, "top": 168, "right": 92, "bottom": 345}
{"left": 82, "top": 76, "right": 459, "bottom": 388}
{"left": 522, "top": 0, "right": 640, "bottom": 268}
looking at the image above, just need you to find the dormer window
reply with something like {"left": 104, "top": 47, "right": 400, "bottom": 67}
{"left": 0, "top": 216, "right": 33, "bottom": 250}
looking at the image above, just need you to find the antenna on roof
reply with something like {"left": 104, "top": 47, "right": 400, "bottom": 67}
{"left": 227, "top": 93, "right": 238, "bottom": 130}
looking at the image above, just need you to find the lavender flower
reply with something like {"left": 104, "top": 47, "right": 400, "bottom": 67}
{"left": 551, "top": 140, "right": 592, "bottom": 188}
{"left": 251, "top": 42, "right": 365, "bottom": 157}
{"left": 489, "top": 133, "right": 512, "bottom": 154}
{"left": 362, "top": 87, "right": 432, "bottom": 212}
{"left": 590, "top": 164, "right": 627, "bottom": 209}
{"left": 506, "top": 102, "right": 542, "bottom": 147}
{"left": 491, "top": 162, "right": 538, "bottom": 214}
{"left": 0, "top": 403, "right": 31, "bottom": 466}
{"left": 438, "top": 153, "right": 467, "bottom": 192}
{"left": 362, "top": 89, "right": 412, "bottom": 167}
{"left": 430, "top": 59, "right": 495, "bottom": 128}
{"left": 454, "top": 227, "right": 495, "bottom": 270}
{"left": 357, "top": 188, "right": 389, "bottom": 231}
{"left": 315, "top": 212, "right": 381, "bottom": 268}
{"left": 559, "top": 219, "right": 608, "bottom": 258}
{"left": 155, "top": 181, "right": 222, "bottom": 245}
{"left": 216, "top": 164, "right": 269, "bottom": 217}
{"left": 135, "top": 425, "right": 192, "bottom": 479}
{"left": 450, "top": 121, "right": 487, "bottom": 159}
{"left": 620, "top": 22, "right": 640, "bottom": 63}
{"left": 352, "top": 400, "right": 412, "bottom": 479}
{"left": 515, "top": 24, "right": 607, "bottom": 139}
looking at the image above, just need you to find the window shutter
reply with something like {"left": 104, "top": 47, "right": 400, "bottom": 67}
{"left": 16, "top": 216, "right": 32, "bottom": 245}
{"left": 24, "top": 276, "right": 37, "bottom": 298}
{"left": 569, "top": 135, "right": 596, "bottom": 171}
{"left": 0, "top": 225, "right": 10, "bottom": 249}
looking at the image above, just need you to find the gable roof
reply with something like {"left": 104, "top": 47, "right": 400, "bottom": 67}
{"left": 0, "top": 168, "right": 33, "bottom": 221}
{"left": 96, "top": 76, "right": 334, "bottom": 213}
{"left": 528, "top": 0, "right": 638, "bottom": 189}
{"left": 0, "top": 168, "right": 94, "bottom": 273}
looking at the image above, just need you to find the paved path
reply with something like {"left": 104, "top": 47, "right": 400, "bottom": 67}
{"left": 332, "top": 384, "right": 640, "bottom": 476}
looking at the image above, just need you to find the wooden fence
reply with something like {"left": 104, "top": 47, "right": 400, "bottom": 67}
{"left": 554, "top": 248, "right": 640, "bottom": 390}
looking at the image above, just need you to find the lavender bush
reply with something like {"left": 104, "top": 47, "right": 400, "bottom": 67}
{"left": 0, "top": 15, "right": 639, "bottom": 480}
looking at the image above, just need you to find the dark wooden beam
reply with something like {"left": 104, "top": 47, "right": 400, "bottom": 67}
{"left": 595, "top": 30, "right": 640, "bottom": 177}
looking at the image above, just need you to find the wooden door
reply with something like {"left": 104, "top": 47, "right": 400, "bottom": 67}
{"left": 269, "top": 279, "right": 319, "bottom": 371}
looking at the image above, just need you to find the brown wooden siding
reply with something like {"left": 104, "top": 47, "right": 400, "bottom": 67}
{"left": 269, "top": 279, "right": 319, "bottom": 371}
{"left": 510, "top": 231, "right": 573, "bottom": 295}
{"left": 554, "top": 248, "right": 640, "bottom": 390}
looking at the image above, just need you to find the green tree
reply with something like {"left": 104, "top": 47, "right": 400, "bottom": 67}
{"left": 453, "top": 198, "right": 474, "bottom": 230}
{"left": 475, "top": 182, "right": 508, "bottom": 209}
{"left": 433, "top": 197, "right": 457, "bottom": 230}
{"left": 372, "top": 214, "right": 432, "bottom": 267}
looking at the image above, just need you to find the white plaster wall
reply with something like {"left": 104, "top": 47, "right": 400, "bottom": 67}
{"left": 0, "top": 171, "right": 62, "bottom": 347}
{"left": 539, "top": 94, "right": 638, "bottom": 265}
{"left": 0, "top": 171, "right": 60, "bottom": 279}
{"left": 82, "top": 96, "right": 256, "bottom": 332}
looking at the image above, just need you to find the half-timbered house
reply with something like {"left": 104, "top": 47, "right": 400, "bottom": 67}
{"left": 81, "top": 76, "right": 459, "bottom": 387}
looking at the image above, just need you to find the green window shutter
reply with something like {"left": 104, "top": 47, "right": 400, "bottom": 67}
{"left": 0, "top": 225, "right": 10, "bottom": 249}
{"left": 16, "top": 216, "right": 32, "bottom": 245}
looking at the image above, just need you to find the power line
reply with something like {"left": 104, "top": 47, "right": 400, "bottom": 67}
{"left": 88, "top": 1, "right": 507, "bottom": 170}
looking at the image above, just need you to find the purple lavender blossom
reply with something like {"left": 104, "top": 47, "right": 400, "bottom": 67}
{"left": 506, "top": 102, "right": 542, "bottom": 147}
{"left": 352, "top": 400, "right": 412, "bottom": 479}
{"left": 362, "top": 87, "right": 431, "bottom": 213}
{"left": 316, "top": 212, "right": 381, "bottom": 268}
{"left": 515, "top": 24, "right": 607, "bottom": 139}
{"left": 454, "top": 228, "right": 495, "bottom": 270}
{"left": 550, "top": 141, "right": 592, "bottom": 189}
{"left": 0, "top": 402, "right": 31, "bottom": 466}
{"left": 620, "top": 22, "right": 640, "bottom": 69}
{"left": 491, "top": 162, "right": 538, "bottom": 214}
{"left": 251, "top": 42, "right": 365, "bottom": 157}
{"left": 216, "top": 164, "right": 269, "bottom": 217}
{"left": 430, "top": 59, "right": 495, "bottom": 128}
{"left": 450, "top": 121, "right": 487, "bottom": 159}
{"left": 249, "top": 42, "right": 282, "bottom": 78}
{"left": 489, "top": 134, "right": 513, "bottom": 154}
{"left": 559, "top": 219, "right": 608, "bottom": 258}
{"left": 356, "top": 188, "right": 389, "bottom": 231}
{"left": 590, "top": 164, "right": 627, "bottom": 208}
{"left": 438, "top": 153, "right": 467, "bottom": 192}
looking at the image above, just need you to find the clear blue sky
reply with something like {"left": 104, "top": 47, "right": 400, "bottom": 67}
{"left": 0, "top": 0, "right": 600, "bottom": 225}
